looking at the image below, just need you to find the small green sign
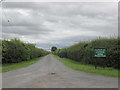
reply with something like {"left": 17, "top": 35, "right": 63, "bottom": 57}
{"left": 94, "top": 48, "right": 107, "bottom": 57}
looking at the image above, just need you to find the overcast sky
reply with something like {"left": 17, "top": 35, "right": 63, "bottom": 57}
{"left": 1, "top": 2, "right": 118, "bottom": 51}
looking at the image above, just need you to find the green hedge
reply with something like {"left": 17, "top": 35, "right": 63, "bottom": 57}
{"left": 54, "top": 38, "right": 120, "bottom": 69}
{"left": 2, "top": 39, "right": 49, "bottom": 64}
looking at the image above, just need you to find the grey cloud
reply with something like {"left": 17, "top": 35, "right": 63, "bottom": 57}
{"left": 2, "top": 2, "right": 46, "bottom": 10}
{"left": 1, "top": 2, "right": 118, "bottom": 50}
{"left": 36, "top": 35, "right": 98, "bottom": 51}
{"left": 2, "top": 26, "right": 54, "bottom": 35}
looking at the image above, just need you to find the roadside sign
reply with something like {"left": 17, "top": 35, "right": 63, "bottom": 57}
{"left": 94, "top": 48, "right": 107, "bottom": 58}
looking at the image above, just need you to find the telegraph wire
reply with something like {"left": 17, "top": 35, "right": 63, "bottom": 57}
{"left": 2, "top": 0, "right": 12, "bottom": 27}
{"left": 2, "top": 8, "right": 12, "bottom": 26}
{"left": 1, "top": 0, "right": 18, "bottom": 38}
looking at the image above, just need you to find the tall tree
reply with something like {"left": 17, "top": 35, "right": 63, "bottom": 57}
{"left": 51, "top": 46, "right": 57, "bottom": 52}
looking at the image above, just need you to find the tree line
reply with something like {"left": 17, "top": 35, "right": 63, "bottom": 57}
{"left": 54, "top": 38, "right": 120, "bottom": 69}
{"left": 2, "top": 38, "right": 49, "bottom": 64}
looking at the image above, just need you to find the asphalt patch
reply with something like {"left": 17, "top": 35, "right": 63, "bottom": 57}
{"left": 49, "top": 72, "right": 56, "bottom": 75}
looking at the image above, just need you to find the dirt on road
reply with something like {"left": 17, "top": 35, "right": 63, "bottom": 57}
{"left": 2, "top": 54, "right": 118, "bottom": 88}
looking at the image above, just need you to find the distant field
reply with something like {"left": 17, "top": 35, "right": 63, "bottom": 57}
{"left": 2, "top": 57, "right": 42, "bottom": 72}
{"left": 53, "top": 55, "right": 119, "bottom": 77}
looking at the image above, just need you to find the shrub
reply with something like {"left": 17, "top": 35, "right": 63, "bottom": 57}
{"left": 2, "top": 39, "right": 49, "bottom": 63}
{"left": 54, "top": 38, "right": 120, "bottom": 69}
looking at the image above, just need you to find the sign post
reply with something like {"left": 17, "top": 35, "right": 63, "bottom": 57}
{"left": 93, "top": 48, "right": 107, "bottom": 69}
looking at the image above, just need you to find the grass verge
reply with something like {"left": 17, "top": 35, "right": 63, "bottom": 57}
{"left": 52, "top": 54, "right": 60, "bottom": 58}
{"left": 2, "top": 57, "right": 43, "bottom": 72}
{"left": 52, "top": 55, "right": 119, "bottom": 77}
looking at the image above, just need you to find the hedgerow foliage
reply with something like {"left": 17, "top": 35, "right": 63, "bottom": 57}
{"left": 2, "top": 38, "right": 49, "bottom": 64}
{"left": 54, "top": 38, "right": 120, "bottom": 69}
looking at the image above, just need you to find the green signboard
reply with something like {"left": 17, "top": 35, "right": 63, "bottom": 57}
{"left": 94, "top": 48, "right": 107, "bottom": 58}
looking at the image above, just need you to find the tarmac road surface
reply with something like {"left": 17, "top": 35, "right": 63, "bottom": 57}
{"left": 2, "top": 54, "right": 118, "bottom": 88}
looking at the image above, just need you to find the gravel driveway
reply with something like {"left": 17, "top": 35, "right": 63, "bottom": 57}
{"left": 2, "top": 54, "right": 118, "bottom": 88}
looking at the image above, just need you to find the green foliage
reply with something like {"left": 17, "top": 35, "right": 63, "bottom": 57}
{"left": 59, "top": 58, "right": 119, "bottom": 77}
{"left": 2, "top": 38, "right": 49, "bottom": 64}
{"left": 0, "top": 40, "right": 2, "bottom": 64}
{"left": 54, "top": 38, "right": 120, "bottom": 69}
{"left": 2, "top": 57, "right": 42, "bottom": 72}
{"left": 51, "top": 46, "right": 57, "bottom": 52}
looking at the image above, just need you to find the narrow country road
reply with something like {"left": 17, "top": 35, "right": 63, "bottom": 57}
{"left": 2, "top": 54, "right": 118, "bottom": 88}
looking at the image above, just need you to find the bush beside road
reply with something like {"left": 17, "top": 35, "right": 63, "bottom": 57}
{"left": 54, "top": 38, "right": 119, "bottom": 69}
{"left": 2, "top": 57, "right": 43, "bottom": 72}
